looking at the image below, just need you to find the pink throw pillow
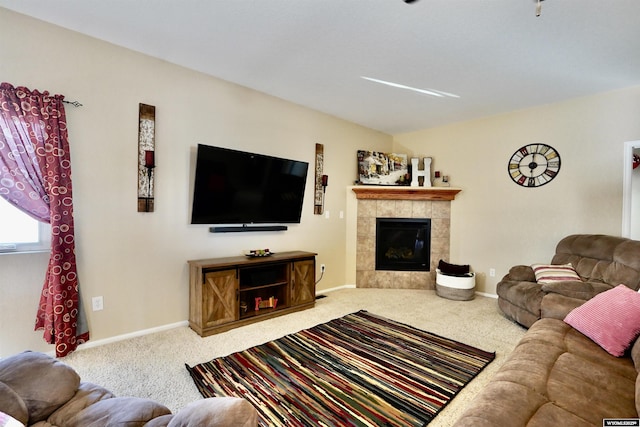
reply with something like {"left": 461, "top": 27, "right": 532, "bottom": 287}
{"left": 564, "top": 284, "right": 640, "bottom": 357}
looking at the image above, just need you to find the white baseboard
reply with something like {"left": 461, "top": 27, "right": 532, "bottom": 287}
{"left": 318, "top": 284, "right": 498, "bottom": 299}
{"left": 316, "top": 284, "right": 356, "bottom": 295}
{"left": 71, "top": 285, "right": 354, "bottom": 353}
{"left": 72, "top": 320, "right": 189, "bottom": 353}
{"left": 476, "top": 291, "right": 498, "bottom": 299}
{"left": 67, "top": 285, "right": 496, "bottom": 355}
{"left": 70, "top": 285, "right": 352, "bottom": 354}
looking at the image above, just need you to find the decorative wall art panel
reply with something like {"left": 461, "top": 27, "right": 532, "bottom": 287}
{"left": 137, "top": 103, "right": 156, "bottom": 212}
{"left": 357, "top": 150, "right": 409, "bottom": 186}
{"left": 314, "top": 143, "right": 324, "bottom": 214}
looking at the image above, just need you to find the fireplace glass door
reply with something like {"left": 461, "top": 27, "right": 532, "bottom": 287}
{"left": 375, "top": 218, "right": 431, "bottom": 271}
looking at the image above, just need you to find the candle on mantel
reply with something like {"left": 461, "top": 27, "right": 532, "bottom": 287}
{"left": 145, "top": 150, "right": 155, "bottom": 168}
{"left": 435, "top": 171, "right": 441, "bottom": 178}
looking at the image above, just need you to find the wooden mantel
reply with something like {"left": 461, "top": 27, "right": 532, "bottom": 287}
{"left": 351, "top": 186, "right": 461, "bottom": 201}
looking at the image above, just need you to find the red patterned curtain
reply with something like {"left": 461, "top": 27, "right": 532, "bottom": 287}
{"left": 0, "top": 82, "right": 89, "bottom": 357}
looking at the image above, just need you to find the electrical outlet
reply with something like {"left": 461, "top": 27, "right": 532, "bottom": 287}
{"left": 92, "top": 296, "right": 104, "bottom": 311}
{"left": 489, "top": 268, "right": 496, "bottom": 277}
{"left": 321, "top": 264, "right": 326, "bottom": 273}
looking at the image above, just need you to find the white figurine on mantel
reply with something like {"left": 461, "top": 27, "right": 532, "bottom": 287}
{"left": 410, "top": 157, "right": 432, "bottom": 187}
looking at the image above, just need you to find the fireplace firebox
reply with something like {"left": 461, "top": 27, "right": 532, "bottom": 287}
{"left": 375, "top": 218, "right": 431, "bottom": 271}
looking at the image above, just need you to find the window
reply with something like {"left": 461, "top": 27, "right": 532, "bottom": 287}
{"left": 0, "top": 197, "right": 50, "bottom": 253}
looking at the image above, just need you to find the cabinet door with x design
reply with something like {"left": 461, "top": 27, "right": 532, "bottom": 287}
{"left": 201, "top": 269, "right": 238, "bottom": 329}
{"left": 291, "top": 259, "right": 316, "bottom": 306}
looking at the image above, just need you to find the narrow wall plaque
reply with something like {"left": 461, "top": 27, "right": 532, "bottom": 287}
{"left": 314, "top": 143, "right": 324, "bottom": 214}
{"left": 137, "top": 103, "right": 156, "bottom": 212}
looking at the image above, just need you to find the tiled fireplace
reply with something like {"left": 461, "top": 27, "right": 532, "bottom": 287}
{"left": 352, "top": 187, "right": 461, "bottom": 289}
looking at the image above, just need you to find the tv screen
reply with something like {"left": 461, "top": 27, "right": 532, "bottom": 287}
{"left": 191, "top": 144, "right": 309, "bottom": 225}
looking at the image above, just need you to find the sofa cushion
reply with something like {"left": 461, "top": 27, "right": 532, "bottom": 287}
{"left": 636, "top": 375, "right": 640, "bottom": 419}
{"left": 631, "top": 335, "right": 640, "bottom": 372}
{"left": 532, "top": 263, "right": 581, "bottom": 284}
{"left": 0, "top": 352, "right": 80, "bottom": 423}
{"left": 46, "top": 382, "right": 114, "bottom": 426}
{"left": 564, "top": 284, "right": 640, "bottom": 356}
{"left": 540, "top": 293, "right": 586, "bottom": 321}
{"left": 541, "top": 280, "right": 612, "bottom": 300}
{"left": 552, "top": 234, "right": 640, "bottom": 290}
{"left": 167, "top": 398, "right": 258, "bottom": 427}
{"left": 62, "top": 397, "right": 171, "bottom": 427}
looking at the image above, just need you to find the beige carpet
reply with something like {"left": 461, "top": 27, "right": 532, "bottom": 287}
{"left": 61, "top": 288, "right": 526, "bottom": 426}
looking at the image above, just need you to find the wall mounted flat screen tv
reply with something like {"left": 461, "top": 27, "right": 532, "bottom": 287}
{"left": 190, "top": 144, "right": 309, "bottom": 226}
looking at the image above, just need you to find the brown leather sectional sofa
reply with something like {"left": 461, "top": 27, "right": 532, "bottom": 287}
{"left": 455, "top": 234, "right": 640, "bottom": 426}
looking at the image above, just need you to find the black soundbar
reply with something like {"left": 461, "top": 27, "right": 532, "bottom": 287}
{"left": 209, "top": 225, "right": 288, "bottom": 233}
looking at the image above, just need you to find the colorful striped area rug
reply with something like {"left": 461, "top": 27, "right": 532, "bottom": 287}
{"left": 186, "top": 310, "right": 494, "bottom": 427}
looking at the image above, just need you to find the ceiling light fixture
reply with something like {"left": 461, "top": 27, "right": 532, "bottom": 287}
{"left": 403, "top": 0, "right": 546, "bottom": 18}
{"left": 361, "top": 77, "right": 460, "bottom": 99}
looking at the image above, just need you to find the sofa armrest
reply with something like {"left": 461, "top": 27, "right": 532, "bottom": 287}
{"left": 505, "top": 265, "right": 536, "bottom": 282}
{"left": 0, "top": 351, "right": 80, "bottom": 424}
{"left": 57, "top": 396, "right": 171, "bottom": 426}
{"left": 0, "top": 383, "right": 28, "bottom": 425}
{"left": 168, "top": 398, "right": 258, "bottom": 427}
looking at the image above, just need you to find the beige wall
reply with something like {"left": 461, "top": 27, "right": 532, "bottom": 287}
{"left": 392, "top": 87, "right": 640, "bottom": 294}
{"left": 2, "top": 7, "right": 640, "bottom": 358}
{"left": 0, "top": 8, "right": 391, "bottom": 357}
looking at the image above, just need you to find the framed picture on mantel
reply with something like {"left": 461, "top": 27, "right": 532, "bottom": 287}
{"left": 357, "top": 150, "right": 409, "bottom": 186}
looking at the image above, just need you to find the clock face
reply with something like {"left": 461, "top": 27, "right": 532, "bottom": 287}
{"left": 508, "top": 143, "right": 561, "bottom": 188}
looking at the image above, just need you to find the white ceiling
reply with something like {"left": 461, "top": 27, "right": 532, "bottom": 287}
{"left": 1, "top": 0, "right": 639, "bottom": 134}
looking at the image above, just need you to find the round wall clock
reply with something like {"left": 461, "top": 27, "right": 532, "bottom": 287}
{"left": 508, "top": 143, "right": 561, "bottom": 188}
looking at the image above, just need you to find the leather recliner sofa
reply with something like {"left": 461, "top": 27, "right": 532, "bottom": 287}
{"left": 0, "top": 351, "right": 258, "bottom": 427}
{"left": 497, "top": 234, "right": 640, "bottom": 328}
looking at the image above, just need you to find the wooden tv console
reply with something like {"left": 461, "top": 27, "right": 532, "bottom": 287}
{"left": 187, "top": 251, "right": 316, "bottom": 337}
